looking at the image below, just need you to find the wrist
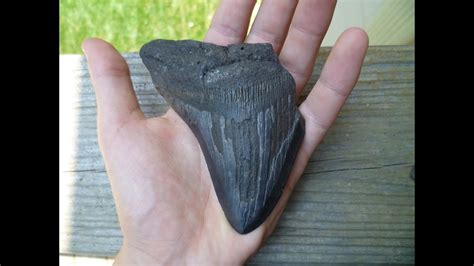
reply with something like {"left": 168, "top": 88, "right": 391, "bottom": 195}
{"left": 113, "top": 242, "right": 247, "bottom": 266}
{"left": 114, "top": 242, "right": 175, "bottom": 265}
{"left": 113, "top": 235, "right": 250, "bottom": 266}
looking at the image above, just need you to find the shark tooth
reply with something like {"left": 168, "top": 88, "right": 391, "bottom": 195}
{"left": 140, "top": 39, "right": 305, "bottom": 234}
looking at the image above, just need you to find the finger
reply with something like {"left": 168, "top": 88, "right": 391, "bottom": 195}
{"left": 204, "top": 0, "right": 256, "bottom": 45}
{"left": 279, "top": 0, "right": 337, "bottom": 95}
{"left": 246, "top": 0, "right": 298, "bottom": 53}
{"left": 262, "top": 28, "right": 368, "bottom": 237}
{"left": 299, "top": 27, "right": 368, "bottom": 153}
{"left": 82, "top": 38, "right": 144, "bottom": 131}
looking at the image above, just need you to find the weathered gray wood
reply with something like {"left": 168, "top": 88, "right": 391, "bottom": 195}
{"left": 60, "top": 46, "right": 414, "bottom": 264}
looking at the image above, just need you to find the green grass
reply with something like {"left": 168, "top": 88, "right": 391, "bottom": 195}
{"left": 60, "top": 0, "right": 219, "bottom": 54}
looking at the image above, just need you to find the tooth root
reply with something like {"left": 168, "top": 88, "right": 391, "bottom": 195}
{"left": 140, "top": 40, "right": 305, "bottom": 234}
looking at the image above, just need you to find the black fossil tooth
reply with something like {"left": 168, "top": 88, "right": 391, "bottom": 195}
{"left": 140, "top": 39, "right": 305, "bottom": 234}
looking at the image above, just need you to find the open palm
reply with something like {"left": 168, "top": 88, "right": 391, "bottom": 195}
{"left": 82, "top": 0, "right": 368, "bottom": 264}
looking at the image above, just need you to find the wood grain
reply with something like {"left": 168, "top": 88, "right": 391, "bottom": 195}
{"left": 60, "top": 46, "right": 414, "bottom": 264}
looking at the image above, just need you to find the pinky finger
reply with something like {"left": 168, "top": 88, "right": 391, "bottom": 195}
{"left": 260, "top": 28, "right": 368, "bottom": 238}
{"left": 299, "top": 27, "right": 369, "bottom": 154}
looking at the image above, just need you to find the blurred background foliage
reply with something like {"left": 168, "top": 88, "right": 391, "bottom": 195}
{"left": 60, "top": 0, "right": 413, "bottom": 54}
{"left": 60, "top": 0, "right": 220, "bottom": 53}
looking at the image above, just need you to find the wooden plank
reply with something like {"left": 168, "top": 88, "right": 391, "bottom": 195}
{"left": 60, "top": 46, "right": 414, "bottom": 264}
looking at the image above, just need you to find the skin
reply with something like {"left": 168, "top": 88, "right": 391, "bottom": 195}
{"left": 82, "top": 0, "right": 368, "bottom": 265}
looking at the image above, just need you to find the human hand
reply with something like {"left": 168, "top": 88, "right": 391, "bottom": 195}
{"left": 82, "top": 0, "right": 368, "bottom": 265}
